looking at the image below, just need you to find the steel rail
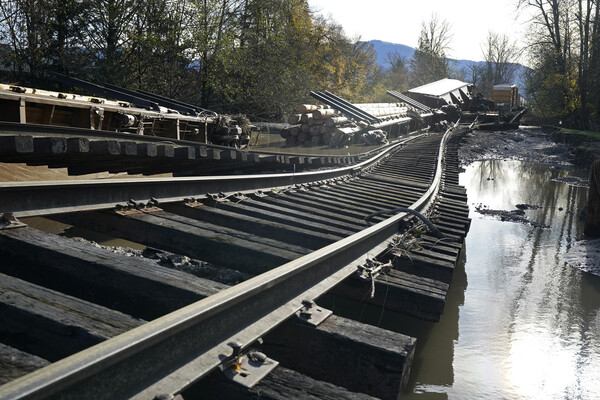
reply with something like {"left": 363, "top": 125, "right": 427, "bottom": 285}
{"left": 53, "top": 74, "right": 161, "bottom": 112}
{"left": 0, "top": 133, "right": 427, "bottom": 217}
{"left": 0, "top": 128, "right": 453, "bottom": 400}
{"left": 387, "top": 90, "right": 432, "bottom": 112}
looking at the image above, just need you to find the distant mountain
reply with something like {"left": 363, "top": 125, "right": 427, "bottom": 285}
{"left": 365, "top": 39, "right": 529, "bottom": 96}
{"left": 367, "top": 40, "right": 415, "bottom": 68}
{"left": 368, "top": 39, "right": 486, "bottom": 74}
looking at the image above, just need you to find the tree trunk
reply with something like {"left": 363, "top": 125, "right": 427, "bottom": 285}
{"left": 585, "top": 159, "right": 600, "bottom": 237}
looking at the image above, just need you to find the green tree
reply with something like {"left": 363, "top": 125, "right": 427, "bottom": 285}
{"left": 0, "top": 0, "right": 85, "bottom": 83}
{"left": 384, "top": 50, "right": 409, "bottom": 92}
{"left": 518, "top": 0, "right": 600, "bottom": 128}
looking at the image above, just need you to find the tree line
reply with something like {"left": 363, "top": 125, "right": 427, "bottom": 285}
{"left": 0, "top": 0, "right": 379, "bottom": 120}
{"left": 1, "top": 1, "right": 598, "bottom": 129}
{"left": 518, "top": 0, "right": 600, "bottom": 130}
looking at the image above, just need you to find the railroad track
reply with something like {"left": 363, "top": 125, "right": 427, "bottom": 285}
{"left": 0, "top": 121, "right": 374, "bottom": 177}
{"left": 0, "top": 128, "right": 470, "bottom": 399}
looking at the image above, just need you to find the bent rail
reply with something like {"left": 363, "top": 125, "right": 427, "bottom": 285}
{"left": 0, "top": 128, "right": 452, "bottom": 400}
{"left": 1, "top": 133, "right": 425, "bottom": 217}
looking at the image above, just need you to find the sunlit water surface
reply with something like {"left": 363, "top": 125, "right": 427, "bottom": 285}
{"left": 404, "top": 160, "right": 600, "bottom": 399}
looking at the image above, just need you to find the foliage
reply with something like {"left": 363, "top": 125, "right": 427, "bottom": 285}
{"left": 518, "top": 0, "right": 600, "bottom": 130}
{"left": 558, "top": 126, "right": 600, "bottom": 139}
{"left": 0, "top": 0, "right": 379, "bottom": 120}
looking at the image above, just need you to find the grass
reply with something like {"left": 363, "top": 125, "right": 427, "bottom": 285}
{"left": 557, "top": 127, "right": 600, "bottom": 140}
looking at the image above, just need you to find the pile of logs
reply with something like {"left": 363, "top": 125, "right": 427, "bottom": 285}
{"left": 280, "top": 102, "right": 411, "bottom": 148}
{"left": 280, "top": 104, "right": 361, "bottom": 148}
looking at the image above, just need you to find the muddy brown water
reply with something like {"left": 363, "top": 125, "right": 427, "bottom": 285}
{"left": 322, "top": 159, "right": 600, "bottom": 399}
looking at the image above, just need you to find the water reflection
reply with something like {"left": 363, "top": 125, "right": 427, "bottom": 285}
{"left": 405, "top": 160, "right": 600, "bottom": 399}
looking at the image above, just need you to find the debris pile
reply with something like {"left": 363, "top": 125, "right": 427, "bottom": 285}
{"left": 361, "top": 129, "right": 388, "bottom": 146}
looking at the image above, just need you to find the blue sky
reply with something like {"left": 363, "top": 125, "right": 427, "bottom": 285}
{"left": 307, "top": 0, "right": 530, "bottom": 62}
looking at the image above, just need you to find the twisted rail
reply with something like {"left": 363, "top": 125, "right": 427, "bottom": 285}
{"left": 0, "top": 128, "right": 452, "bottom": 400}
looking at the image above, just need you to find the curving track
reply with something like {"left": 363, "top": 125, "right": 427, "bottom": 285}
{"left": 0, "top": 128, "right": 470, "bottom": 399}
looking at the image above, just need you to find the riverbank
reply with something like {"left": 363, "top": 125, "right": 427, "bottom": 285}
{"left": 459, "top": 126, "right": 600, "bottom": 278}
{"left": 549, "top": 126, "right": 600, "bottom": 168}
{"left": 459, "top": 127, "right": 575, "bottom": 170}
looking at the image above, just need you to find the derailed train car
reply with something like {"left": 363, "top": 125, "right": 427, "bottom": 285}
{"left": 0, "top": 76, "right": 253, "bottom": 148}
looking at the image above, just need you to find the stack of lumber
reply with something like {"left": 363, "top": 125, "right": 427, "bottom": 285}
{"left": 280, "top": 104, "right": 361, "bottom": 148}
{"left": 280, "top": 102, "right": 410, "bottom": 148}
{"left": 354, "top": 103, "right": 408, "bottom": 116}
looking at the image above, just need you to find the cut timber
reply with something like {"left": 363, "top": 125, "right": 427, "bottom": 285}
{"left": 0, "top": 272, "right": 143, "bottom": 361}
{"left": 331, "top": 270, "right": 448, "bottom": 321}
{"left": 52, "top": 210, "right": 309, "bottom": 274}
{"left": 262, "top": 314, "right": 415, "bottom": 400}
{"left": 0, "top": 344, "right": 49, "bottom": 385}
{"left": 187, "top": 366, "right": 378, "bottom": 400}
{"left": 0, "top": 227, "right": 227, "bottom": 320}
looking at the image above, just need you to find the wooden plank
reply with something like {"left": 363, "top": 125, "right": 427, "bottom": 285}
{"left": 331, "top": 270, "right": 448, "bottom": 321}
{"left": 88, "top": 139, "right": 121, "bottom": 155}
{"left": 0, "top": 344, "right": 49, "bottom": 385}
{"left": 223, "top": 198, "right": 363, "bottom": 233}
{"left": 0, "top": 135, "right": 34, "bottom": 154}
{"left": 162, "top": 203, "right": 341, "bottom": 250}
{"left": 0, "top": 272, "right": 143, "bottom": 361}
{"left": 187, "top": 366, "right": 378, "bottom": 400}
{"left": 270, "top": 192, "right": 378, "bottom": 222}
{"left": 174, "top": 146, "right": 195, "bottom": 160}
{"left": 0, "top": 227, "right": 227, "bottom": 320}
{"left": 261, "top": 315, "right": 415, "bottom": 399}
{"left": 137, "top": 142, "right": 157, "bottom": 157}
{"left": 53, "top": 210, "right": 309, "bottom": 275}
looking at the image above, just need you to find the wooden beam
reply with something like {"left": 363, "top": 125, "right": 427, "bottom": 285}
{"left": 0, "top": 227, "right": 227, "bottom": 320}
{"left": 261, "top": 314, "right": 416, "bottom": 399}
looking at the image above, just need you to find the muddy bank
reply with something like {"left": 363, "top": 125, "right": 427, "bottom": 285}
{"left": 459, "top": 127, "right": 575, "bottom": 169}
{"left": 474, "top": 203, "right": 549, "bottom": 229}
{"left": 564, "top": 239, "right": 600, "bottom": 277}
{"left": 550, "top": 129, "right": 600, "bottom": 168}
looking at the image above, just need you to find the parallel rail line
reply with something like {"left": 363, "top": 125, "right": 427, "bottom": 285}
{"left": 0, "top": 121, "right": 400, "bottom": 176}
{"left": 0, "top": 128, "right": 470, "bottom": 399}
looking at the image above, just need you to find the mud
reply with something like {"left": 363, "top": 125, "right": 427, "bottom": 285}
{"left": 564, "top": 239, "right": 600, "bottom": 277}
{"left": 474, "top": 205, "right": 549, "bottom": 229}
{"left": 459, "top": 127, "right": 574, "bottom": 169}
